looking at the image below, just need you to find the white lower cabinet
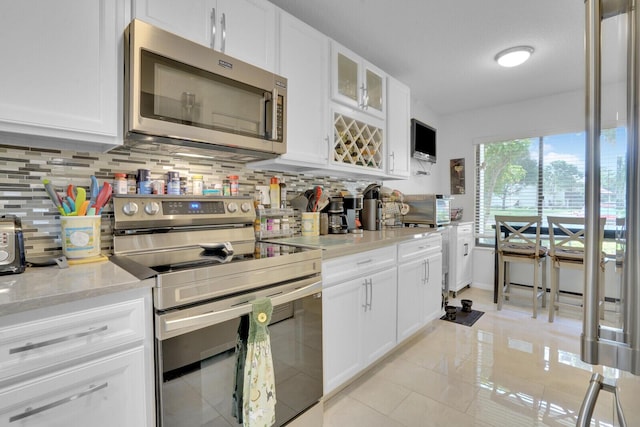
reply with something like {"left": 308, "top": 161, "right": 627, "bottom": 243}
{"left": 0, "top": 287, "right": 154, "bottom": 426}
{"left": 450, "top": 222, "right": 474, "bottom": 295}
{"left": 322, "top": 247, "right": 397, "bottom": 394}
{"left": 0, "top": 348, "right": 147, "bottom": 427}
{"left": 397, "top": 234, "right": 443, "bottom": 343}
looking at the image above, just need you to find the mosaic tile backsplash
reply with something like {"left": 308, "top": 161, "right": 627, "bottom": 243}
{"left": 0, "top": 142, "right": 375, "bottom": 260}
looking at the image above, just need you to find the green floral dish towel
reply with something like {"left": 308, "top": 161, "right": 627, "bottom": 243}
{"left": 243, "top": 297, "right": 276, "bottom": 427}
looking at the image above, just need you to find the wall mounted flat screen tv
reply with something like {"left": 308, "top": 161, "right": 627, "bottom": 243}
{"left": 411, "top": 118, "right": 436, "bottom": 163}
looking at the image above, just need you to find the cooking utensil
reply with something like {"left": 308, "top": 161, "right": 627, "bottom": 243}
{"left": 94, "top": 182, "right": 112, "bottom": 211}
{"left": 66, "top": 184, "right": 76, "bottom": 201}
{"left": 42, "top": 179, "right": 66, "bottom": 216}
{"left": 75, "top": 187, "right": 87, "bottom": 215}
{"left": 312, "top": 186, "right": 322, "bottom": 212}
{"left": 89, "top": 175, "right": 99, "bottom": 205}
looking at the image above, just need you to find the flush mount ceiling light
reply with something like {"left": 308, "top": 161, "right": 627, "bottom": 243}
{"left": 495, "top": 46, "right": 534, "bottom": 67}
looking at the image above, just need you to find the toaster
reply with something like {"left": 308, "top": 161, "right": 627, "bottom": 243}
{"left": 0, "top": 215, "right": 26, "bottom": 275}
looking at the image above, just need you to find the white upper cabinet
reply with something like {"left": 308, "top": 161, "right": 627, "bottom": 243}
{"left": 331, "top": 41, "right": 386, "bottom": 120}
{"left": 249, "top": 10, "right": 329, "bottom": 171}
{"left": 133, "top": 0, "right": 276, "bottom": 71}
{"left": 0, "top": 0, "right": 128, "bottom": 151}
{"left": 386, "top": 76, "right": 411, "bottom": 179}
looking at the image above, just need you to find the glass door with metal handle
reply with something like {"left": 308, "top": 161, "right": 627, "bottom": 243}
{"left": 580, "top": 0, "right": 639, "bottom": 424}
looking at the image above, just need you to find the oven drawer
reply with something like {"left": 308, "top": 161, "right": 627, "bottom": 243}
{"left": 322, "top": 246, "right": 396, "bottom": 287}
{"left": 0, "top": 297, "right": 146, "bottom": 383}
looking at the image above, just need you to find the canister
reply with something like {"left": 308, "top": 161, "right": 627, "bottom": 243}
{"left": 127, "top": 174, "right": 137, "bottom": 194}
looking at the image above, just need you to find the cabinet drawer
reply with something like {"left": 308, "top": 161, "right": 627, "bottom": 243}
{"left": 0, "top": 298, "right": 146, "bottom": 381}
{"left": 397, "top": 234, "right": 442, "bottom": 264}
{"left": 323, "top": 246, "right": 396, "bottom": 287}
{"left": 455, "top": 223, "right": 474, "bottom": 235}
{"left": 0, "top": 348, "right": 148, "bottom": 427}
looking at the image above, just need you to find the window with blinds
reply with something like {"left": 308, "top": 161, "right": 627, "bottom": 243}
{"left": 475, "top": 128, "right": 626, "bottom": 254}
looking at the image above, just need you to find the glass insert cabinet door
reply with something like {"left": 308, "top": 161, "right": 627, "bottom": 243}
{"left": 332, "top": 42, "right": 386, "bottom": 119}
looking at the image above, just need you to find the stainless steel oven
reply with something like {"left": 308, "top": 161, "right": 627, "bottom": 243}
{"left": 111, "top": 195, "right": 323, "bottom": 426}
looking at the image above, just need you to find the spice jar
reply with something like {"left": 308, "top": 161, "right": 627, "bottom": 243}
{"left": 127, "top": 174, "right": 137, "bottom": 194}
{"left": 192, "top": 175, "right": 204, "bottom": 196}
{"left": 114, "top": 173, "right": 127, "bottom": 195}
{"left": 228, "top": 175, "right": 239, "bottom": 196}
{"left": 166, "top": 171, "right": 180, "bottom": 195}
{"left": 137, "top": 169, "right": 152, "bottom": 195}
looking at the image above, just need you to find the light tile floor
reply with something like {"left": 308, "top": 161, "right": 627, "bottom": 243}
{"left": 323, "top": 287, "right": 640, "bottom": 426}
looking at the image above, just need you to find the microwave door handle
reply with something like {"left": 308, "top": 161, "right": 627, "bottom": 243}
{"left": 210, "top": 8, "right": 216, "bottom": 49}
{"left": 271, "top": 88, "right": 278, "bottom": 141}
{"left": 220, "top": 12, "right": 226, "bottom": 52}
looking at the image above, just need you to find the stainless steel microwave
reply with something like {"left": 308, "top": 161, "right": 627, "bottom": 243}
{"left": 124, "top": 19, "right": 286, "bottom": 158}
{"left": 403, "top": 194, "right": 451, "bottom": 227}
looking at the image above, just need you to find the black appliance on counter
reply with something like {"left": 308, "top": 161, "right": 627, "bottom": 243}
{"left": 327, "top": 196, "right": 348, "bottom": 234}
{"left": 110, "top": 195, "right": 323, "bottom": 427}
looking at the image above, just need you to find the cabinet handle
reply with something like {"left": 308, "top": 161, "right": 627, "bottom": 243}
{"left": 367, "top": 278, "right": 373, "bottom": 310}
{"left": 210, "top": 8, "right": 216, "bottom": 49}
{"left": 426, "top": 259, "right": 430, "bottom": 282}
{"left": 9, "top": 325, "right": 108, "bottom": 354}
{"left": 9, "top": 382, "right": 108, "bottom": 422}
{"left": 359, "top": 84, "right": 369, "bottom": 109}
{"left": 464, "top": 243, "right": 469, "bottom": 256}
{"left": 220, "top": 13, "right": 227, "bottom": 52}
{"left": 357, "top": 258, "right": 373, "bottom": 266}
{"left": 362, "top": 279, "right": 369, "bottom": 311}
{"left": 390, "top": 152, "right": 395, "bottom": 171}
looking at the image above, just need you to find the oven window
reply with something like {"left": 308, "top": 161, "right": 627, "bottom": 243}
{"left": 157, "top": 294, "right": 322, "bottom": 426}
{"left": 140, "top": 50, "right": 268, "bottom": 140}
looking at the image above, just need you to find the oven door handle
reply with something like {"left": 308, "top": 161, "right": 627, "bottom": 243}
{"left": 158, "top": 278, "right": 322, "bottom": 340}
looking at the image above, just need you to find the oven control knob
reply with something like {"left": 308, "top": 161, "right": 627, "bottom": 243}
{"left": 122, "top": 202, "right": 139, "bottom": 216}
{"left": 240, "top": 202, "right": 251, "bottom": 213}
{"left": 227, "top": 202, "right": 238, "bottom": 213}
{"left": 145, "top": 202, "right": 160, "bottom": 215}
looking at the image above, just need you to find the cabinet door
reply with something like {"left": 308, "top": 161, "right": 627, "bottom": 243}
{"left": 277, "top": 11, "right": 329, "bottom": 166}
{"left": 216, "top": 0, "right": 276, "bottom": 71}
{"left": 0, "top": 348, "right": 150, "bottom": 427}
{"left": 397, "top": 258, "right": 426, "bottom": 342}
{"left": 362, "top": 268, "right": 397, "bottom": 366}
{"left": 386, "top": 76, "right": 411, "bottom": 178}
{"left": 363, "top": 61, "right": 386, "bottom": 119}
{"left": 0, "top": 0, "right": 127, "bottom": 149}
{"left": 133, "top": 0, "right": 214, "bottom": 47}
{"left": 425, "top": 252, "right": 444, "bottom": 322}
{"left": 323, "top": 278, "right": 363, "bottom": 394}
{"left": 331, "top": 42, "right": 361, "bottom": 110}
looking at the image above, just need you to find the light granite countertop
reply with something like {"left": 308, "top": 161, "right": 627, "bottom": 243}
{"left": 0, "top": 260, "right": 153, "bottom": 316}
{"left": 1, "top": 227, "right": 441, "bottom": 315}
{"left": 268, "top": 227, "right": 441, "bottom": 259}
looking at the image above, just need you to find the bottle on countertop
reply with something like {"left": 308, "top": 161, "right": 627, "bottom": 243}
{"left": 269, "top": 177, "right": 280, "bottom": 209}
{"left": 279, "top": 177, "right": 287, "bottom": 209}
{"left": 114, "top": 173, "right": 127, "bottom": 195}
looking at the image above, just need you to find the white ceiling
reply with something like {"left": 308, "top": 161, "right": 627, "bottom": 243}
{"left": 269, "top": 0, "right": 626, "bottom": 116}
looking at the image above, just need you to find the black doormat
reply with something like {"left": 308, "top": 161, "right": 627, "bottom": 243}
{"left": 440, "top": 307, "right": 485, "bottom": 327}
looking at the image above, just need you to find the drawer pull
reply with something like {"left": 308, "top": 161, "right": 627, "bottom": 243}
{"left": 356, "top": 259, "right": 373, "bottom": 265}
{"left": 9, "top": 325, "right": 108, "bottom": 354}
{"left": 9, "top": 382, "right": 108, "bottom": 422}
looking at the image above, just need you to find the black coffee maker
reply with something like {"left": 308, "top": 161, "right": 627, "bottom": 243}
{"left": 327, "top": 196, "right": 348, "bottom": 234}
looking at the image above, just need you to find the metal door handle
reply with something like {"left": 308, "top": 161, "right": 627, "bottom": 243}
{"left": 210, "top": 8, "right": 216, "bottom": 49}
{"left": 357, "top": 258, "right": 373, "bottom": 265}
{"left": 271, "top": 88, "right": 278, "bottom": 141}
{"left": 9, "top": 325, "right": 108, "bottom": 354}
{"left": 9, "top": 382, "right": 108, "bottom": 422}
{"left": 368, "top": 278, "right": 373, "bottom": 310}
{"left": 464, "top": 243, "right": 469, "bottom": 256}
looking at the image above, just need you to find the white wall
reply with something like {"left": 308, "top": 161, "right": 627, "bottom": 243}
{"left": 436, "top": 82, "right": 626, "bottom": 288}
{"left": 383, "top": 98, "right": 443, "bottom": 194}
